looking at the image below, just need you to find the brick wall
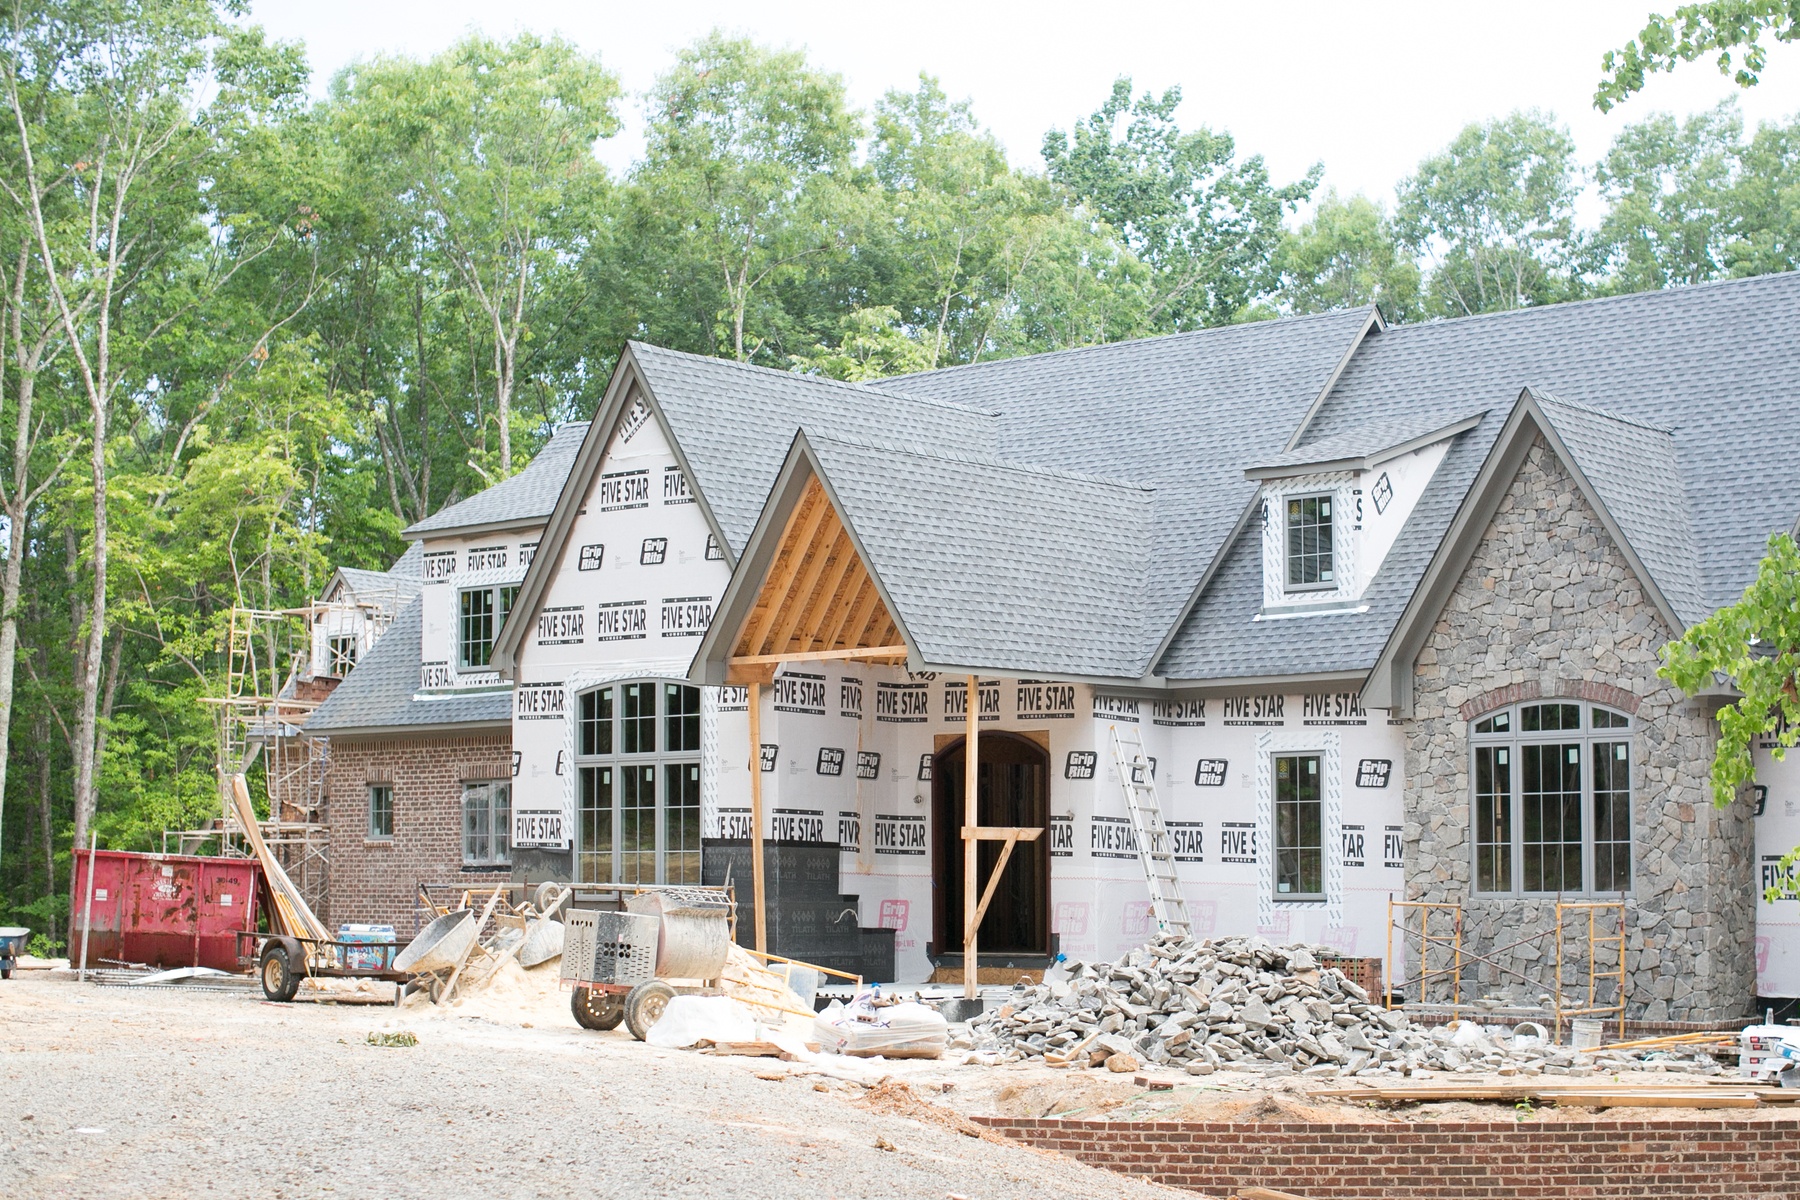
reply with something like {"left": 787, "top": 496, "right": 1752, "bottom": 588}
{"left": 975, "top": 1115, "right": 1800, "bottom": 1199}
{"left": 1406, "top": 436, "right": 1756, "bottom": 1022}
{"left": 324, "top": 729, "right": 512, "bottom": 933}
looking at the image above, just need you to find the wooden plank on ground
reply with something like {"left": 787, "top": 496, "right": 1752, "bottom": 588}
{"left": 1313, "top": 1084, "right": 1763, "bottom": 1108}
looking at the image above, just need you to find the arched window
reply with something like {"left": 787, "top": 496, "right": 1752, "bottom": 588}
{"left": 1470, "top": 702, "right": 1632, "bottom": 895}
{"left": 575, "top": 681, "right": 702, "bottom": 885}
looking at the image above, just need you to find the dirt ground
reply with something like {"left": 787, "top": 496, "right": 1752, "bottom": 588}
{"left": 0, "top": 970, "right": 1190, "bottom": 1200}
{"left": 2, "top": 966, "right": 1784, "bottom": 1200}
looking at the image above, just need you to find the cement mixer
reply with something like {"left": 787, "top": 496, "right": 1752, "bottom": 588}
{"left": 561, "top": 886, "right": 733, "bottom": 1040}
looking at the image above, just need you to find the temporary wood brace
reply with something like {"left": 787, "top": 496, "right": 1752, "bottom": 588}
{"left": 959, "top": 675, "right": 1044, "bottom": 1001}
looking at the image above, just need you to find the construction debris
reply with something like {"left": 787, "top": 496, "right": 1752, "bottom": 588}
{"left": 959, "top": 933, "right": 1724, "bottom": 1079}
{"left": 815, "top": 997, "right": 950, "bottom": 1059}
{"left": 1313, "top": 1082, "right": 1788, "bottom": 1109}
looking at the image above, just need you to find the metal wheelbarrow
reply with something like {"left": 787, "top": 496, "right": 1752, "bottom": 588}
{"left": 0, "top": 926, "right": 30, "bottom": 979}
{"left": 393, "top": 909, "right": 476, "bottom": 1002}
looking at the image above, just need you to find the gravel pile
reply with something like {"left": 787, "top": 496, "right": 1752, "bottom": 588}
{"left": 957, "top": 933, "right": 1722, "bottom": 1079}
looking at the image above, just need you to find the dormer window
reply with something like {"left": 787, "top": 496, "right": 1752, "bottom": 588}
{"left": 1285, "top": 495, "right": 1335, "bottom": 589}
{"left": 1246, "top": 412, "right": 1482, "bottom": 615}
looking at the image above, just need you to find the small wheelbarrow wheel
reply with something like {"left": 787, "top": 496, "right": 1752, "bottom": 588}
{"left": 571, "top": 985, "right": 625, "bottom": 1031}
{"left": 259, "top": 940, "right": 301, "bottom": 1002}
{"left": 624, "top": 980, "right": 676, "bottom": 1041}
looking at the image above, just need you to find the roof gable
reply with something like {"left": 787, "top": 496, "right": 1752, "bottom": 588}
{"left": 1530, "top": 391, "right": 1706, "bottom": 625}
{"left": 696, "top": 431, "right": 1157, "bottom": 684}
{"left": 492, "top": 343, "right": 996, "bottom": 674}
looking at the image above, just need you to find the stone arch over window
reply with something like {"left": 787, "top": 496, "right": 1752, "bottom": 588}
{"left": 1458, "top": 680, "right": 1642, "bottom": 725}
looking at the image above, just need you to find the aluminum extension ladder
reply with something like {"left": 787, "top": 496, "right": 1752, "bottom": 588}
{"left": 1107, "top": 724, "right": 1192, "bottom": 936}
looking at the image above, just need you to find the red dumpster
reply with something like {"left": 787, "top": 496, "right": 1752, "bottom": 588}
{"left": 71, "top": 849, "right": 263, "bottom": 973}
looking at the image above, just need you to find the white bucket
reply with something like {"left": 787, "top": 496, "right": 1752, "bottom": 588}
{"left": 1571, "top": 1018, "right": 1604, "bottom": 1050}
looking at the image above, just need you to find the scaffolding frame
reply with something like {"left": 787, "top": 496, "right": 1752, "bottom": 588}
{"left": 1554, "top": 899, "right": 1628, "bottom": 1042}
{"left": 1385, "top": 894, "right": 1629, "bottom": 1040}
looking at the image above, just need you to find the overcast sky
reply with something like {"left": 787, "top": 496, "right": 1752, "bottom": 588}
{"left": 248, "top": 0, "right": 1800, "bottom": 210}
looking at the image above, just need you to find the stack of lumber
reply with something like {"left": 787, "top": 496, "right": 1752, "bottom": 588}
{"left": 1313, "top": 1081, "right": 1800, "bottom": 1109}
{"left": 717, "top": 945, "right": 817, "bottom": 1020}
{"left": 229, "top": 774, "right": 329, "bottom": 944}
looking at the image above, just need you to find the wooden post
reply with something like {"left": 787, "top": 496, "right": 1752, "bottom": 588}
{"left": 748, "top": 680, "right": 768, "bottom": 954}
{"left": 962, "top": 674, "right": 979, "bottom": 1002}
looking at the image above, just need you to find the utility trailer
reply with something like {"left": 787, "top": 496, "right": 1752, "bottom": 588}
{"left": 235, "top": 928, "right": 409, "bottom": 1002}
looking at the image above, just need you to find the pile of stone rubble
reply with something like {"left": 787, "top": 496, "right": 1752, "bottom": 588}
{"left": 956, "top": 934, "right": 1722, "bottom": 1078}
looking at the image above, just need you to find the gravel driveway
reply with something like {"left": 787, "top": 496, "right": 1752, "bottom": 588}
{"left": 0, "top": 977, "right": 1184, "bottom": 1200}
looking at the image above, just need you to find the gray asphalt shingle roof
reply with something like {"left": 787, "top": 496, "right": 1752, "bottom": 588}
{"left": 893, "top": 309, "right": 1374, "bottom": 644}
{"left": 306, "top": 597, "right": 511, "bottom": 735}
{"left": 339, "top": 270, "right": 1800, "bottom": 718}
{"left": 403, "top": 421, "right": 590, "bottom": 537}
{"left": 1533, "top": 391, "right": 1707, "bottom": 625}
{"left": 805, "top": 434, "right": 1156, "bottom": 678}
{"left": 629, "top": 342, "right": 998, "bottom": 556}
{"left": 1159, "top": 272, "right": 1800, "bottom": 680}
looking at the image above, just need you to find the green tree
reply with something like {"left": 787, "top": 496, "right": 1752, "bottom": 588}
{"left": 1274, "top": 190, "right": 1421, "bottom": 320}
{"left": 1658, "top": 533, "right": 1800, "bottom": 899}
{"left": 788, "top": 306, "right": 933, "bottom": 380}
{"left": 0, "top": 0, "right": 304, "bottom": 853}
{"left": 1597, "top": 1, "right": 1800, "bottom": 110}
{"left": 630, "top": 31, "right": 861, "bottom": 364}
{"left": 1043, "top": 78, "right": 1318, "bottom": 329}
{"left": 1593, "top": 101, "right": 1745, "bottom": 289}
{"left": 1395, "top": 111, "right": 1583, "bottom": 317}
{"left": 1723, "top": 111, "right": 1800, "bottom": 275}
{"left": 858, "top": 75, "right": 1148, "bottom": 367}
{"left": 327, "top": 35, "right": 619, "bottom": 477}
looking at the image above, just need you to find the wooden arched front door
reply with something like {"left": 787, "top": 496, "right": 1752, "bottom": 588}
{"left": 932, "top": 732, "right": 1049, "bottom": 956}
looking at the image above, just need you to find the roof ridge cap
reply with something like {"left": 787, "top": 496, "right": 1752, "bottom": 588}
{"left": 889, "top": 306, "right": 1375, "bottom": 382}
{"left": 1528, "top": 388, "right": 1675, "bottom": 435}
{"left": 625, "top": 340, "right": 999, "bottom": 417}
{"left": 805, "top": 430, "right": 1157, "bottom": 493}
{"left": 1379, "top": 271, "right": 1799, "bottom": 337}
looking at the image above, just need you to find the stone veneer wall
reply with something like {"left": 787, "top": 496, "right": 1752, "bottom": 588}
{"left": 1405, "top": 436, "right": 1754, "bottom": 1022}
{"left": 324, "top": 729, "right": 513, "bottom": 933}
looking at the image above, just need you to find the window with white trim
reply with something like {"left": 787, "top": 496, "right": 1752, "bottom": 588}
{"left": 575, "top": 681, "right": 702, "bottom": 885}
{"left": 1285, "top": 495, "right": 1335, "bottom": 589}
{"left": 1274, "top": 753, "right": 1324, "bottom": 899}
{"left": 1471, "top": 703, "right": 1632, "bottom": 895}
{"left": 462, "top": 781, "right": 510, "bottom": 866}
{"left": 458, "top": 585, "right": 518, "bottom": 670}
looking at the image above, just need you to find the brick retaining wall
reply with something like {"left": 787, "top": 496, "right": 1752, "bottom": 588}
{"left": 974, "top": 1115, "right": 1800, "bottom": 1199}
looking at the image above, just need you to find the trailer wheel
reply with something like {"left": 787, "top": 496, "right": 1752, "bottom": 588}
{"left": 571, "top": 986, "right": 625, "bottom": 1031}
{"left": 624, "top": 980, "right": 676, "bottom": 1041}
{"left": 259, "top": 940, "right": 301, "bottom": 1002}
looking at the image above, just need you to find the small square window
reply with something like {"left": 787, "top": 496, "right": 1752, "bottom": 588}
{"left": 367, "top": 784, "right": 393, "bottom": 840}
{"left": 1285, "top": 495, "right": 1335, "bottom": 589}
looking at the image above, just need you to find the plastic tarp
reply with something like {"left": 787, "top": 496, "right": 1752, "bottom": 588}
{"left": 811, "top": 995, "right": 948, "bottom": 1058}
